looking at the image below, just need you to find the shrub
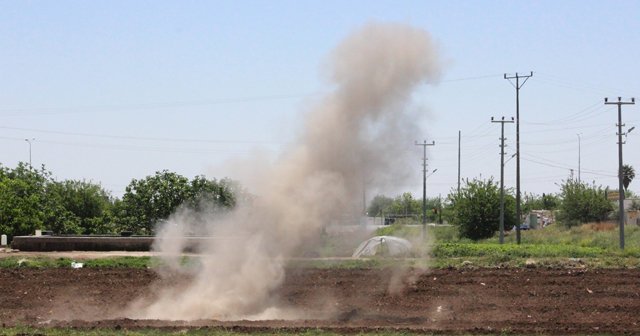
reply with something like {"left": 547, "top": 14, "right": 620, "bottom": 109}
{"left": 557, "top": 178, "right": 613, "bottom": 227}
{"left": 447, "top": 178, "right": 515, "bottom": 241}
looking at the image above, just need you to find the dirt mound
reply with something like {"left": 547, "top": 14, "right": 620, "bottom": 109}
{"left": 2, "top": 267, "right": 639, "bottom": 334}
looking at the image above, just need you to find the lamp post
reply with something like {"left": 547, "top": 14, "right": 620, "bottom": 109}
{"left": 427, "top": 168, "right": 438, "bottom": 180}
{"left": 577, "top": 133, "right": 581, "bottom": 183}
{"left": 25, "top": 138, "right": 35, "bottom": 167}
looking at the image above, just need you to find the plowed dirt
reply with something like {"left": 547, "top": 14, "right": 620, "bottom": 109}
{"left": 2, "top": 267, "right": 640, "bottom": 334}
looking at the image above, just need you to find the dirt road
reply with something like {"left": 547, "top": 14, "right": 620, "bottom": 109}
{"left": 2, "top": 267, "right": 639, "bottom": 334}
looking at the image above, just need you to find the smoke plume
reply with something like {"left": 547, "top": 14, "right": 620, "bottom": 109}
{"left": 136, "top": 22, "right": 441, "bottom": 321}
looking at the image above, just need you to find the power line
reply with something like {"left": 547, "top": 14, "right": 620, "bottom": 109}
{"left": 536, "top": 72, "right": 638, "bottom": 97}
{"left": 0, "top": 136, "right": 268, "bottom": 155}
{"left": 440, "top": 74, "right": 504, "bottom": 83}
{"left": 523, "top": 101, "right": 604, "bottom": 126}
{"left": 522, "top": 126, "right": 610, "bottom": 147}
{"left": 521, "top": 155, "right": 616, "bottom": 178}
{"left": 0, "top": 92, "right": 320, "bottom": 117}
{"left": 0, "top": 125, "right": 283, "bottom": 145}
{"left": 0, "top": 74, "right": 505, "bottom": 117}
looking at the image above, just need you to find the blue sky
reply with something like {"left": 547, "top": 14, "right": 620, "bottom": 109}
{"left": 1, "top": 0, "right": 639, "bottom": 199}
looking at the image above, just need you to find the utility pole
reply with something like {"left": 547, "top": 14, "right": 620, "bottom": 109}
{"left": 457, "top": 130, "right": 461, "bottom": 195}
{"left": 492, "top": 117, "right": 514, "bottom": 244}
{"left": 504, "top": 71, "right": 533, "bottom": 245}
{"left": 605, "top": 97, "right": 635, "bottom": 250}
{"left": 577, "top": 133, "right": 582, "bottom": 183}
{"left": 362, "top": 178, "right": 367, "bottom": 216}
{"left": 438, "top": 193, "right": 443, "bottom": 224}
{"left": 25, "top": 138, "right": 35, "bottom": 167}
{"left": 415, "top": 140, "right": 435, "bottom": 239}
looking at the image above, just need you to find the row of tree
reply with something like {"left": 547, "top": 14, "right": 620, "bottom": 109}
{"left": 370, "top": 175, "right": 626, "bottom": 241}
{"left": 1, "top": 160, "right": 634, "bottom": 241}
{"left": 0, "top": 163, "right": 237, "bottom": 238}
{"left": 367, "top": 193, "right": 443, "bottom": 223}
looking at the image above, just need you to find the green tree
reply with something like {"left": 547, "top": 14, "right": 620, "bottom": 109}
{"left": 387, "top": 192, "right": 421, "bottom": 216}
{"left": 522, "top": 192, "right": 559, "bottom": 213}
{"left": 367, "top": 195, "right": 394, "bottom": 216}
{"left": 557, "top": 178, "right": 613, "bottom": 227}
{"left": 187, "top": 175, "right": 236, "bottom": 210}
{"left": 48, "top": 180, "right": 115, "bottom": 234}
{"left": 114, "top": 171, "right": 237, "bottom": 234}
{"left": 369, "top": 193, "right": 441, "bottom": 223}
{"left": 623, "top": 164, "right": 635, "bottom": 191}
{"left": 0, "top": 163, "right": 121, "bottom": 236}
{"left": 115, "top": 170, "right": 192, "bottom": 234}
{"left": 447, "top": 178, "right": 516, "bottom": 240}
{"left": 0, "top": 163, "right": 50, "bottom": 237}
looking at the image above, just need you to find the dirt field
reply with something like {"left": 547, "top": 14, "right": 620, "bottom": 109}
{"left": 2, "top": 266, "right": 640, "bottom": 334}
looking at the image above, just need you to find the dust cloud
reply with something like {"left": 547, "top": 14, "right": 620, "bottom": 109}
{"left": 135, "top": 22, "right": 441, "bottom": 321}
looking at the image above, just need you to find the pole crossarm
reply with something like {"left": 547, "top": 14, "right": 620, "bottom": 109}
{"left": 504, "top": 71, "right": 533, "bottom": 89}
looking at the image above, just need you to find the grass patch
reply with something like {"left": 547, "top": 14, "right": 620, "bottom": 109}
{"left": 432, "top": 242, "right": 614, "bottom": 258}
{"left": 0, "top": 256, "right": 157, "bottom": 269}
{"left": 483, "top": 223, "right": 640, "bottom": 249}
{"left": 0, "top": 256, "right": 75, "bottom": 268}
{"left": 83, "top": 256, "right": 155, "bottom": 268}
{"left": 3, "top": 223, "right": 640, "bottom": 270}
{"left": 428, "top": 255, "right": 640, "bottom": 269}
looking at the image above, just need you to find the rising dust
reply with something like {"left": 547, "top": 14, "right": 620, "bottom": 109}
{"left": 132, "top": 22, "right": 442, "bottom": 321}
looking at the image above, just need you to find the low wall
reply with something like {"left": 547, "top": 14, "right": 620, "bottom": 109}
{"left": 10, "top": 236, "right": 235, "bottom": 252}
{"left": 11, "top": 236, "right": 155, "bottom": 251}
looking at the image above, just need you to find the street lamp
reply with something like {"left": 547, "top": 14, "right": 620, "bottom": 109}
{"left": 504, "top": 153, "right": 517, "bottom": 166}
{"left": 25, "top": 138, "right": 35, "bottom": 167}
{"left": 577, "top": 133, "right": 581, "bottom": 183}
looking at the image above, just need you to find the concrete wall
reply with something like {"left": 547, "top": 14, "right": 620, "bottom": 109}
{"left": 11, "top": 236, "right": 155, "bottom": 251}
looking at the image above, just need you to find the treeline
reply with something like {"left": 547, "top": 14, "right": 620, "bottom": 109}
{"left": 367, "top": 192, "right": 443, "bottom": 223}
{"left": 0, "top": 163, "right": 237, "bottom": 238}
{"left": 370, "top": 177, "right": 616, "bottom": 241}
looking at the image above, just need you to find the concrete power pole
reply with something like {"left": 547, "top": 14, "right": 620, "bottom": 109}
{"left": 458, "top": 130, "right": 461, "bottom": 195}
{"left": 504, "top": 71, "right": 533, "bottom": 245}
{"left": 492, "top": 117, "right": 514, "bottom": 244}
{"left": 415, "top": 140, "right": 435, "bottom": 239}
{"left": 604, "top": 97, "right": 635, "bottom": 250}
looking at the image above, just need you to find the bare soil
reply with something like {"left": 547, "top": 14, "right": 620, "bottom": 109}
{"left": 1, "top": 267, "right": 640, "bottom": 334}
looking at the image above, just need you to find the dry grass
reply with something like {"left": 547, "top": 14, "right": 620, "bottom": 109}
{"left": 583, "top": 221, "right": 617, "bottom": 232}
